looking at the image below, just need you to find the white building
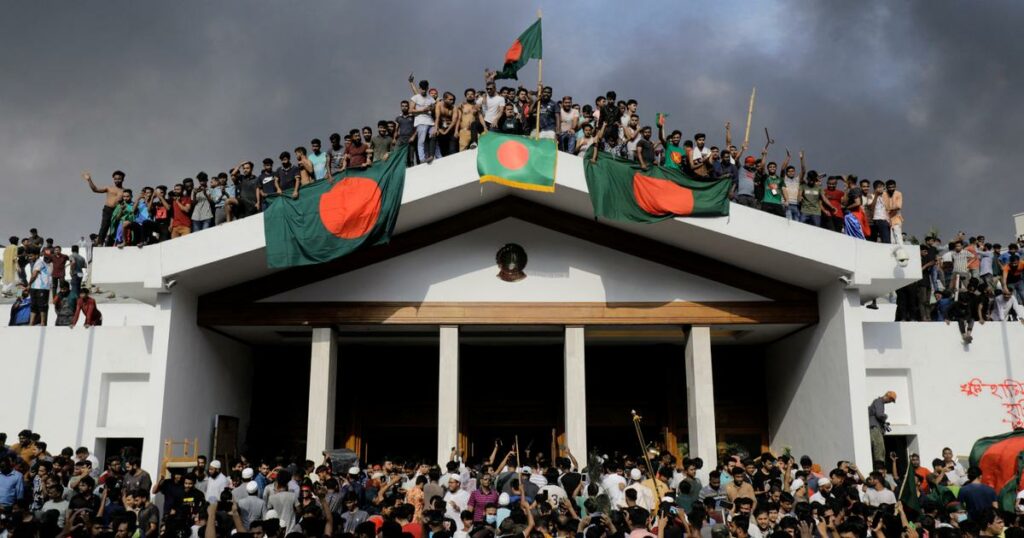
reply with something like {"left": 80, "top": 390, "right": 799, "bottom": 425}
{"left": 2, "top": 149, "right": 1022, "bottom": 477}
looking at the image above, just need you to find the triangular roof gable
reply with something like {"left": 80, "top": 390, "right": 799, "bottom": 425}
{"left": 200, "top": 196, "right": 814, "bottom": 315}
{"left": 259, "top": 217, "right": 770, "bottom": 304}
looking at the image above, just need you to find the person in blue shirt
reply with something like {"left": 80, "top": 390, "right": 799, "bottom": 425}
{"left": 933, "top": 290, "right": 954, "bottom": 321}
{"left": 0, "top": 455, "right": 25, "bottom": 509}
{"left": 957, "top": 466, "right": 996, "bottom": 523}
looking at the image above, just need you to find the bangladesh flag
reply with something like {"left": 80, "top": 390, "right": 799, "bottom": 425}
{"left": 665, "top": 143, "right": 687, "bottom": 171}
{"left": 969, "top": 430, "right": 1024, "bottom": 506}
{"left": 477, "top": 132, "right": 557, "bottom": 192}
{"left": 898, "top": 467, "right": 921, "bottom": 513}
{"left": 263, "top": 144, "right": 409, "bottom": 268}
{"left": 997, "top": 451, "right": 1024, "bottom": 511}
{"left": 494, "top": 19, "right": 542, "bottom": 80}
{"left": 584, "top": 153, "right": 731, "bottom": 223}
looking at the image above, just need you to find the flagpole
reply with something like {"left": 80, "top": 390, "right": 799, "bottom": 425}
{"left": 743, "top": 87, "right": 756, "bottom": 148}
{"left": 534, "top": 9, "right": 543, "bottom": 140}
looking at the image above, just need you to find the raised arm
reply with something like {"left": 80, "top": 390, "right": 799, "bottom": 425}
{"left": 725, "top": 121, "right": 732, "bottom": 148}
{"left": 81, "top": 172, "right": 106, "bottom": 194}
{"left": 520, "top": 495, "right": 535, "bottom": 537}
{"left": 798, "top": 150, "right": 806, "bottom": 181}
{"left": 566, "top": 447, "right": 579, "bottom": 472}
{"left": 486, "top": 440, "right": 501, "bottom": 467}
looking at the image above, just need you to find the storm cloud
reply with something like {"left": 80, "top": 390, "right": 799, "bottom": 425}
{"left": 1, "top": 1, "right": 1021, "bottom": 243}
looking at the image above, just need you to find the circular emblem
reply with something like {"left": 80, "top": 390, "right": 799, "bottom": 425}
{"left": 495, "top": 243, "right": 527, "bottom": 282}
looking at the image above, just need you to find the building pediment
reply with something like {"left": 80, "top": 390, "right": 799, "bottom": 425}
{"left": 198, "top": 197, "right": 817, "bottom": 327}
{"left": 260, "top": 217, "right": 769, "bottom": 304}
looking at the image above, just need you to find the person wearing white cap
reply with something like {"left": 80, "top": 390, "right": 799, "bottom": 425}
{"left": 205, "top": 460, "right": 230, "bottom": 502}
{"left": 238, "top": 481, "right": 266, "bottom": 529}
{"left": 495, "top": 492, "right": 512, "bottom": 528}
{"left": 623, "top": 468, "right": 654, "bottom": 511}
{"left": 443, "top": 474, "right": 470, "bottom": 523}
{"left": 233, "top": 468, "right": 255, "bottom": 502}
{"left": 808, "top": 477, "right": 833, "bottom": 505}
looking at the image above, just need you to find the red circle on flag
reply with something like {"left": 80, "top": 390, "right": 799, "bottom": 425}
{"left": 497, "top": 140, "right": 530, "bottom": 170}
{"left": 633, "top": 173, "right": 695, "bottom": 216}
{"left": 319, "top": 177, "right": 382, "bottom": 239}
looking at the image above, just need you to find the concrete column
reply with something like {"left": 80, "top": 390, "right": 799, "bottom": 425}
{"left": 437, "top": 326, "right": 460, "bottom": 466}
{"left": 685, "top": 326, "right": 716, "bottom": 483}
{"left": 765, "top": 283, "right": 871, "bottom": 470}
{"left": 306, "top": 328, "right": 338, "bottom": 463}
{"left": 564, "top": 326, "right": 588, "bottom": 460}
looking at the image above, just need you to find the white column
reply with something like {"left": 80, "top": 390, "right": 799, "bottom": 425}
{"left": 564, "top": 326, "right": 588, "bottom": 460}
{"left": 685, "top": 326, "right": 716, "bottom": 482}
{"left": 306, "top": 328, "right": 338, "bottom": 463}
{"left": 437, "top": 325, "right": 460, "bottom": 466}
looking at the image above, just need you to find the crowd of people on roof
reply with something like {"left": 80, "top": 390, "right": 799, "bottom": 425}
{"left": 3, "top": 72, "right": 1024, "bottom": 331}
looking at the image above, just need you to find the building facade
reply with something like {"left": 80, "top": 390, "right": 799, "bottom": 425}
{"left": 2, "top": 150, "right": 1022, "bottom": 478}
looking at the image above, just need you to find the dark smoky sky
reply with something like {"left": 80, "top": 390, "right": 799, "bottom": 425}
{"left": 2, "top": 1, "right": 1022, "bottom": 244}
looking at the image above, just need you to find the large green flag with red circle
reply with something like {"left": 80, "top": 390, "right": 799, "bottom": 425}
{"left": 263, "top": 144, "right": 409, "bottom": 268}
{"left": 477, "top": 132, "right": 558, "bottom": 192}
{"left": 494, "top": 19, "right": 542, "bottom": 80}
{"left": 584, "top": 152, "right": 731, "bottom": 223}
{"left": 969, "top": 430, "right": 1024, "bottom": 510}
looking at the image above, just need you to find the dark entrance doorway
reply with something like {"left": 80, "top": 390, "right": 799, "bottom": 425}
{"left": 460, "top": 342, "right": 563, "bottom": 464}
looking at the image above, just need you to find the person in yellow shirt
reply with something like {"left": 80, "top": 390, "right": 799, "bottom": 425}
{"left": 2, "top": 236, "right": 19, "bottom": 292}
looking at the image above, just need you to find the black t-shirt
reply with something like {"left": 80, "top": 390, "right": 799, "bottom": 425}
{"left": 275, "top": 165, "right": 300, "bottom": 191}
{"left": 395, "top": 115, "right": 415, "bottom": 143}
{"left": 236, "top": 174, "right": 259, "bottom": 203}
{"left": 69, "top": 493, "right": 100, "bottom": 514}
{"left": 637, "top": 138, "right": 655, "bottom": 165}
{"left": 559, "top": 472, "right": 582, "bottom": 497}
{"left": 159, "top": 479, "right": 186, "bottom": 513}
{"left": 258, "top": 171, "right": 277, "bottom": 197}
{"left": 496, "top": 116, "right": 523, "bottom": 135}
{"left": 103, "top": 471, "right": 126, "bottom": 500}
{"left": 177, "top": 487, "right": 207, "bottom": 519}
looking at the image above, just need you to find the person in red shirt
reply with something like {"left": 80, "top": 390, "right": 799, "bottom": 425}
{"left": 822, "top": 176, "right": 845, "bottom": 233}
{"left": 49, "top": 245, "right": 69, "bottom": 293}
{"left": 71, "top": 287, "right": 102, "bottom": 328}
{"left": 170, "top": 183, "right": 193, "bottom": 238}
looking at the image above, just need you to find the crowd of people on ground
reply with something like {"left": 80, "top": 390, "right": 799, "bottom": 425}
{"left": 0, "top": 427, "right": 1013, "bottom": 538}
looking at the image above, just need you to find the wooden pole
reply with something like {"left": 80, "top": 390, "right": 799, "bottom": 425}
{"left": 743, "top": 87, "right": 756, "bottom": 148}
{"left": 535, "top": 10, "right": 543, "bottom": 139}
{"left": 631, "top": 410, "right": 663, "bottom": 500}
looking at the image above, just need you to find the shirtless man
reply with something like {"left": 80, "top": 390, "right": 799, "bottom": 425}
{"left": 82, "top": 170, "right": 126, "bottom": 247}
{"left": 451, "top": 88, "right": 488, "bottom": 152}
{"left": 434, "top": 91, "right": 456, "bottom": 157}
{"left": 294, "top": 147, "right": 315, "bottom": 190}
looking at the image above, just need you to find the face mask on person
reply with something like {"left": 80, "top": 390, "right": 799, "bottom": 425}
{"left": 486, "top": 515, "right": 497, "bottom": 524}
{"left": 957, "top": 513, "right": 968, "bottom": 523}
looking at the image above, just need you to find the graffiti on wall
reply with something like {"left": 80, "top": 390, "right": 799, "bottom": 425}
{"left": 961, "top": 378, "right": 1024, "bottom": 429}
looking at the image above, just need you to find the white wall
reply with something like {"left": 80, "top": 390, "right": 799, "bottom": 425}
{"left": 142, "top": 288, "right": 253, "bottom": 474}
{"left": 765, "top": 283, "right": 872, "bottom": 468}
{"left": 0, "top": 325, "right": 153, "bottom": 462}
{"left": 264, "top": 219, "right": 767, "bottom": 303}
{"left": 863, "top": 321, "right": 1024, "bottom": 461}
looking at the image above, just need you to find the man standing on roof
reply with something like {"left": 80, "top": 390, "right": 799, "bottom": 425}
{"left": 868, "top": 391, "right": 896, "bottom": 465}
